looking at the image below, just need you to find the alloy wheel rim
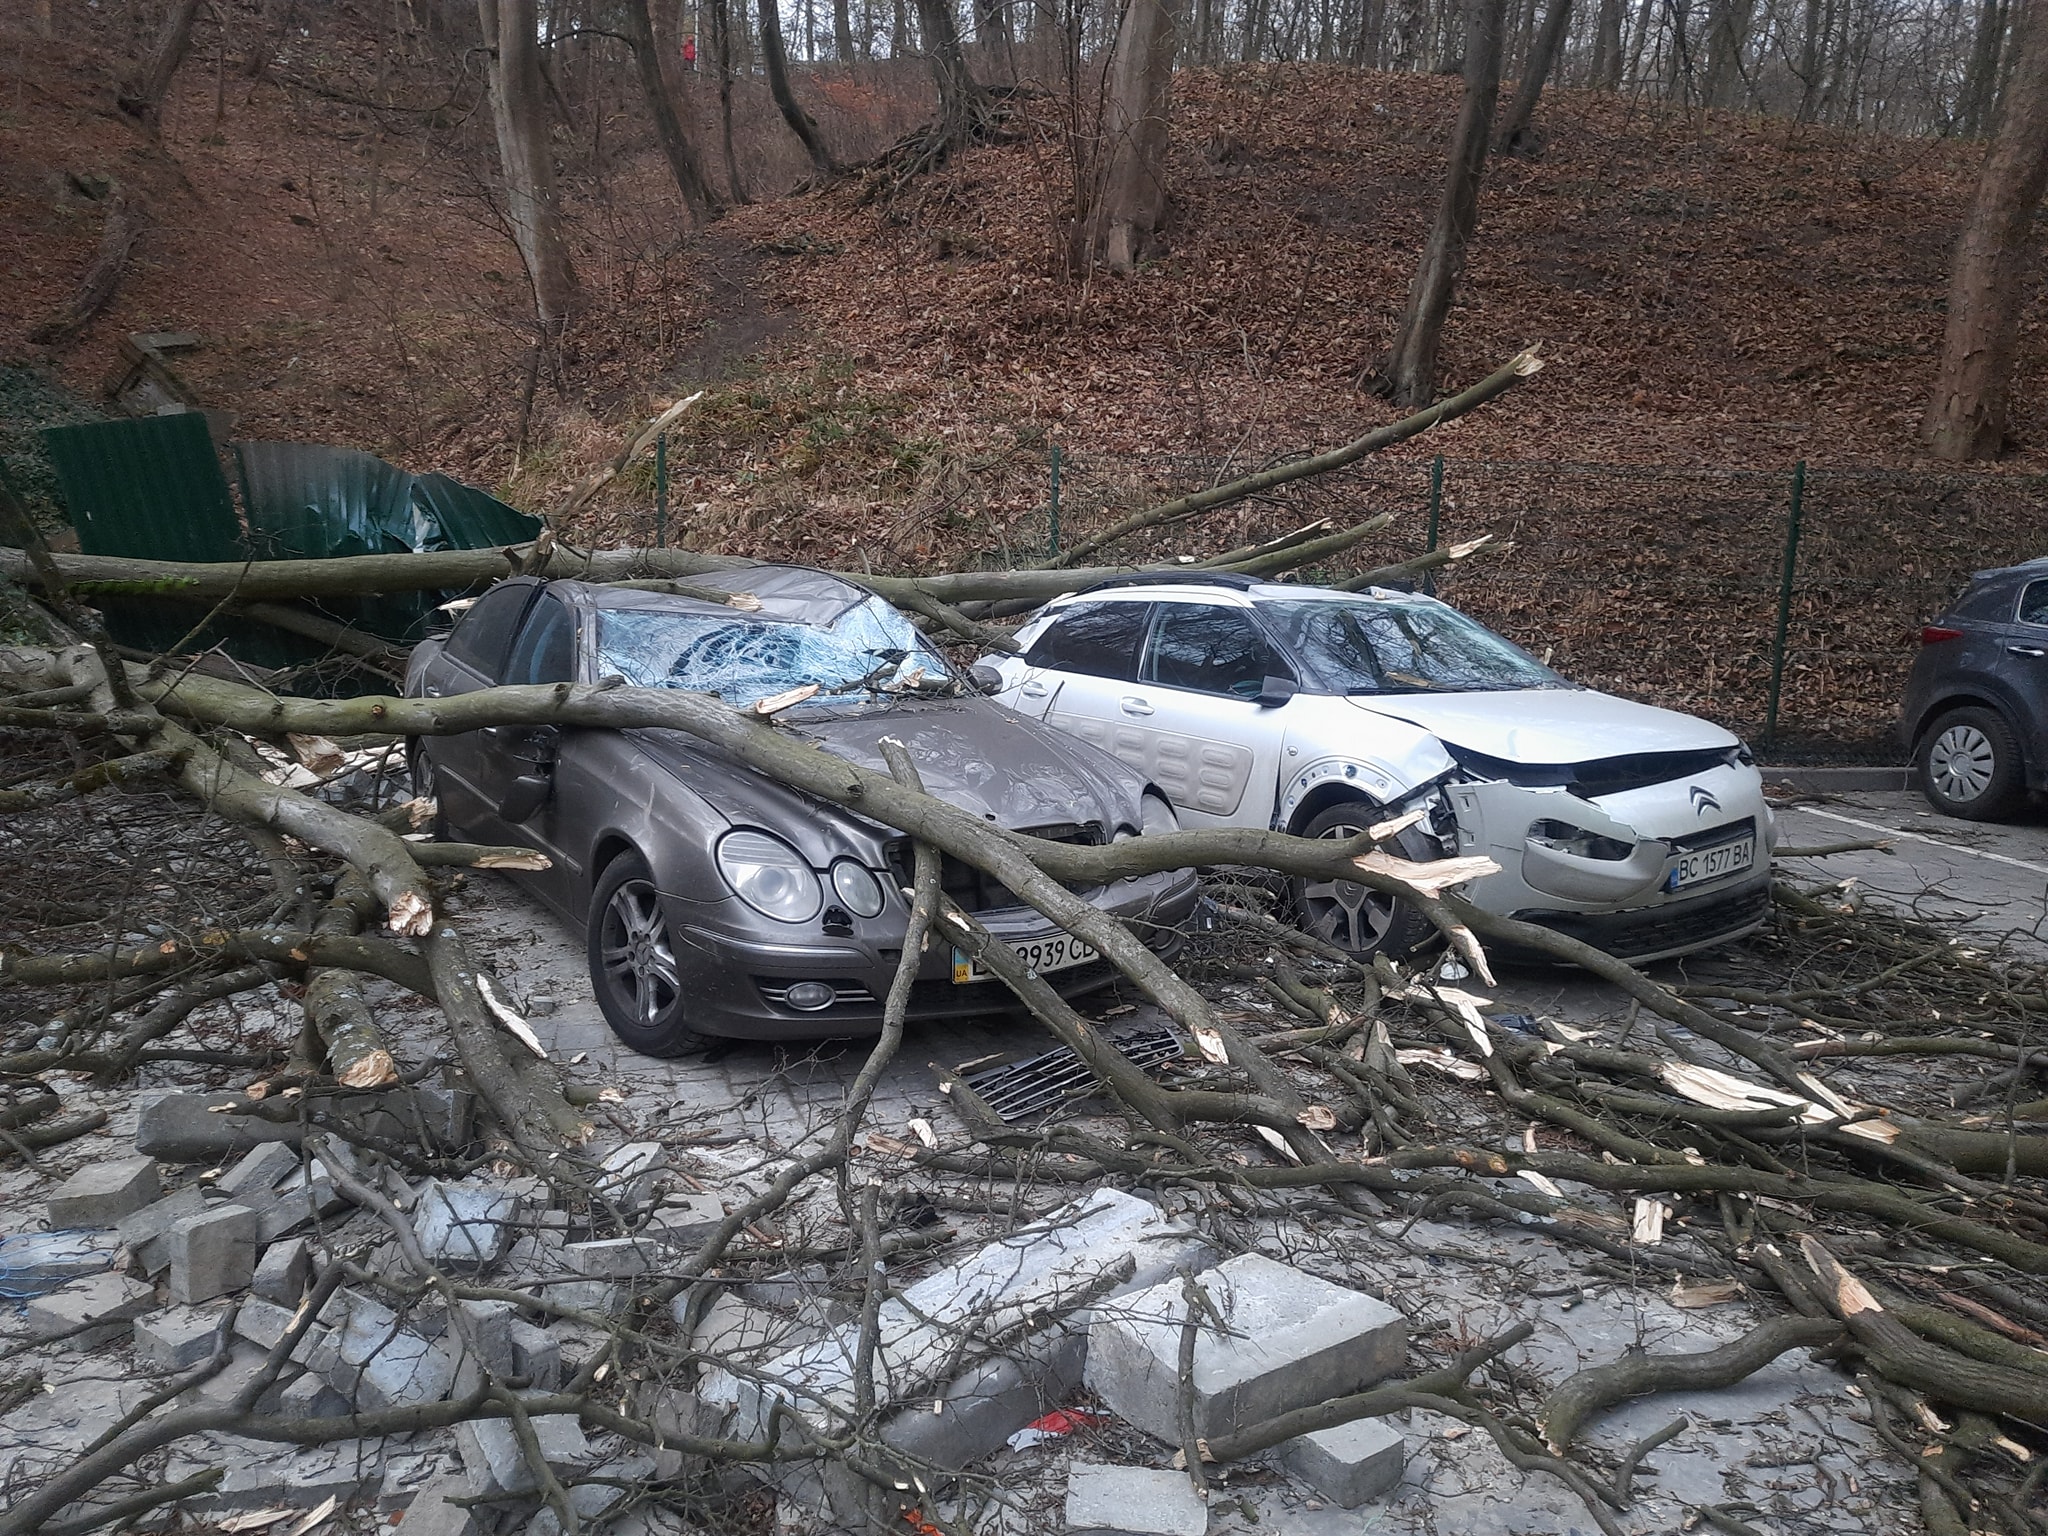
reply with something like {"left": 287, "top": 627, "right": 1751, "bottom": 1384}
{"left": 600, "top": 879, "right": 681, "bottom": 1029}
{"left": 1930, "top": 724, "right": 1995, "bottom": 802}
{"left": 1301, "top": 819, "right": 1397, "bottom": 951}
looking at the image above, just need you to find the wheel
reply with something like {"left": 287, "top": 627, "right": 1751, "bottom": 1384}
{"left": 1917, "top": 706, "right": 2028, "bottom": 821}
{"left": 1289, "top": 801, "right": 1440, "bottom": 959}
{"left": 405, "top": 739, "right": 451, "bottom": 840}
{"left": 587, "top": 852, "right": 705, "bottom": 1057}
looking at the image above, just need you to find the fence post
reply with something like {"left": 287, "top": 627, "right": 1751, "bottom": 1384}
{"left": 1423, "top": 454, "right": 1444, "bottom": 595}
{"left": 1047, "top": 444, "right": 1062, "bottom": 557}
{"left": 1762, "top": 460, "right": 1807, "bottom": 753}
{"left": 654, "top": 431, "right": 668, "bottom": 550}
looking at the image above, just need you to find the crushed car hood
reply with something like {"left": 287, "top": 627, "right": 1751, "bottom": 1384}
{"left": 1345, "top": 688, "right": 1739, "bottom": 764}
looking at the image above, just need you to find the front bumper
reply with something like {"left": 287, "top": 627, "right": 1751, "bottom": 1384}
{"left": 661, "top": 867, "right": 1203, "bottom": 1040}
{"left": 1444, "top": 762, "right": 1776, "bottom": 963}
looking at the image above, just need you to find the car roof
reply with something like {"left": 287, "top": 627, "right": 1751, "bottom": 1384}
{"left": 1054, "top": 576, "right": 1433, "bottom": 609}
{"left": 545, "top": 564, "right": 878, "bottom": 627}
{"left": 1968, "top": 557, "right": 2048, "bottom": 586}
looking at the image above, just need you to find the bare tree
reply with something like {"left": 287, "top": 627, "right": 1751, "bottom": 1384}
{"left": 1494, "top": 0, "right": 1573, "bottom": 150}
{"left": 623, "top": 0, "right": 721, "bottom": 223}
{"left": 1378, "top": 0, "right": 1508, "bottom": 406}
{"left": 1588, "top": 0, "right": 1625, "bottom": 84}
{"left": 1956, "top": 0, "right": 2009, "bottom": 133}
{"left": 757, "top": 0, "right": 841, "bottom": 175}
{"left": 913, "top": 0, "right": 992, "bottom": 141}
{"left": 835, "top": 0, "right": 859, "bottom": 55}
{"left": 1698, "top": 0, "right": 1755, "bottom": 104}
{"left": 1921, "top": 0, "right": 2048, "bottom": 459}
{"left": 118, "top": 0, "right": 205, "bottom": 130}
{"left": 1087, "top": 0, "right": 1182, "bottom": 274}
{"left": 709, "top": 0, "right": 752, "bottom": 202}
{"left": 479, "top": 0, "right": 579, "bottom": 330}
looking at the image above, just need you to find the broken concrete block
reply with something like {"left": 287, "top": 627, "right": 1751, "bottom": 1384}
{"left": 594, "top": 1140, "right": 668, "bottom": 1213}
{"left": 136, "top": 1092, "right": 301, "bottom": 1163}
{"left": 276, "top": 1368, "right": 351, "bottom": 1420}
{"left": 522, "top": 1479, "right": 627, "bottom": 1536}
{"left": 116, "top": 1185, "right": 208, "bottom": 1274}
{"left": 26, "top": 1272, "right": 155, "bottom": 1349}
{"left": 217, "top": 1141, "right": 299, "bottom": 1200}
{"left": 233, "top": 1296, "right": 330, "bottom": 1363}
{"left": 214, "top": 1453, "right": 380, "bottom": 1509}
{"left": 134, "top": 1304, "right": 229, "bottom": 1370}
{"left": 47, "top": 1156, "right": 160, "bottom": 1229}
{"left": 167, "top": 1204, "right": 259, "bottom": 1304}
{"left": 252, "top": 1237, "right": 311, "bottom": 1305}
{"left": 396, "top": 1473, "right": 478, "bottom": 1536}
{"left": 541, "top": 1279, "right": 628, "bottom": 1318}
{"left": 506, "top": 1318, "right": 562, "bottom": 1391}
{"left": 243, "top": 1156, "right": 349, "bottom": 1243}
{"left": 415, "top": 1179, "right": 521, "bottom": 1271}
{"left": 447, "top": 1298, "right": 518, "bottom": 1395}
{"left": 1084, "top": 1252, "right": 1407, "bottom": 1445}
{"left": 0, "top": 1228, "right": 117, "bottom": 1292}
{"left": 1276, "top": 1416, "right": 1406, "bottom": 1508}
{"left": 637, "top": 1385, "right": 724, "bottom": 1478}
{"left": 1064, "top": 1465, "right": 1209, "bottom": 1536}
{"left": 455, "top": 1414, "right": 593, "bottom": 1496}
{"left": 314, "top": 1290, "right": 456, "bottom": 1411}
{"left": 686, "top": 1290, "right": 822, "bottom": 1362}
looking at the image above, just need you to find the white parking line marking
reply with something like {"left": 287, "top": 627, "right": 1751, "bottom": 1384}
{"left": 1787, "top": 806, "right": 2048, "bottom": 878}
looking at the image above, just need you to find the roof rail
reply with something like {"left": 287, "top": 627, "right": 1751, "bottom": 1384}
{"left": 1073, "top": 570, "right": 1263, "bottom": 596}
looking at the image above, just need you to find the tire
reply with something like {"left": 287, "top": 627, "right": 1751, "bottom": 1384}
{"left": 1289, "top": 801, "right": 1440, "bottom": 959}
{"left": 1916, "top": 706, "right": 2028, "bottom": 821}
{"left": 587, "top": 852, "right": 706, "bottom": 1057}
{"left": 405, "top": 739, "right": 451, "bottom": 840}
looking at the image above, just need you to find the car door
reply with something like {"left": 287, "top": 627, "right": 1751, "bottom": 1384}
{"left": 1121, "top": 601, "right": 1291, "bottom": 828}
{"left": 416, "top": 578, "right": 541, "bottom": 839}
{"left": 464, "top": 589, "right": 582, "bottom": 909}
{"left": 2000, "top": 577, "right": 2048, "bottom": 760}
{"left": 1010, "top": 597, "right": 1152, "bottom": 734}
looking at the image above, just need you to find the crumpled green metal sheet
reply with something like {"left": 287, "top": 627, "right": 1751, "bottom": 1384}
{"left": 412, "top": 472, "right": 542, "bottom": 551}
{"left": 236, "top": 441, "right": 427, "bottom": 559}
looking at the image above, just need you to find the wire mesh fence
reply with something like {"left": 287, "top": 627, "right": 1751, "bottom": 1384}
{"left": 883, "top": 447, "right": 2048, "bottom": 763}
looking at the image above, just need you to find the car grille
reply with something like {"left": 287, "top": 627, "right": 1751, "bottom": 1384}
{"left": 1669, "top": 816, "right": 1756, "bottom": 854}
{"left": 886, "top": 822, "right": 1106, "bottom": 913}
{"left": 1511, "top": 880, "right": 1771, "bottom": 961}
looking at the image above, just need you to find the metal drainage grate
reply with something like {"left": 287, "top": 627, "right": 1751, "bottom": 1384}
{"left": 958, "top": 1023, "right": 1184, "bottom": 1123}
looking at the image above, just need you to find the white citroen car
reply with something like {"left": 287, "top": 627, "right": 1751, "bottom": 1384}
{"left": 983, "top": 574, "right": 1775, "bottom": 962}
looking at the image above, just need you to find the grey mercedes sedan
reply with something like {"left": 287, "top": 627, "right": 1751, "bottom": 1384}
{"left": 405, "top": 565, "right": 1200, "bottom": 1056}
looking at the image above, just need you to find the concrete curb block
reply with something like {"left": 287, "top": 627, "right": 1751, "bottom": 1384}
{"left": 1761, "top": 765, "right": 1910, "bottom": 793}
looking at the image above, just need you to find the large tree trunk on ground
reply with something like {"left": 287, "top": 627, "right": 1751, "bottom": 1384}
{"left": 710, "top": 0, "right": 751, "bottom": 202}
{"left": 757, "top": 0, "right": 841, "bottom": 175}
{"left": 1378, "top": 0, "right": 1507, "bottom": 408}
{"left": 623, "top": 0, "right": 721, "bottom": 223}
{"left": 1494, "top": 0, "right": 1572, "bottom": 152}
{"left": 28, "top": 185, "right": 144, "bottom": 346}
{"left": 118, "top": 0, "right": 204, "bottom": 129}
{"left": 479, "top": 0, "right": 579, "bottom": 330}
{"left": 1921, "top": 2, "right": 2048, "bottom": 461}
{"left": 1086, "top": 0, "right": 1180, "bottom": 275}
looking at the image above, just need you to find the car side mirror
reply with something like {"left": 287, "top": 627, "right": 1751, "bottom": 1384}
{"left": 498, "top": 725, "right": 560, "bottom": 822}
{"left": 1254, "top": 676, "right": 1298, "bottom": 708}
{"left": 967, "top": 663, "right": 1006, "bottom": 696}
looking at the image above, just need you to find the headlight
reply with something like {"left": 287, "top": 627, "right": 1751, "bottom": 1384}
{"left": 715, "top": 830, "right": 822, "bottom": 921}
{"left": 830, "top": 860, "right": 885, "bottom": 918}
{"left": 1527, "top": 819, "right": 1633, "bottom": 862}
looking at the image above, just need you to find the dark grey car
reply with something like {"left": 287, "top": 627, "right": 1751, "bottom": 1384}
{"left": 1900, "top": 557, "right": 2048, "bottom": 820}
{"left": 404, "top": 566, "right": 1200, "bottom": 1055}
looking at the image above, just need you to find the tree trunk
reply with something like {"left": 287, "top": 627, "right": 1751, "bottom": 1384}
{"left": 1589, "top": 0, "right": 1623, "bottom": 86}
{"left": 1794, "top": 0, "right": 1825, "bottom": 119}
{"left": 1921, "top": 2, "right": 2048, "bottom": 460}
{"left": 623, "top": 0, "right": 720, "bottom": 223}
{"left": 756, "top": 0, "right": 840, "bottom": 174}
{"left": 912, "top": 0, "right": 989, "bottom": 138}
{"left": 1698, "top": 0, "right": 1754, "bottom": 106}
{"left": 1958, "top": 0, "right": 2008, "bottom": 135}
{"left": 1494, "top": 0, "right": 1572, "bottom": 151}
{"left": 892, "top": 0, "right": 910, "bottom": 56}
{"left": 1087, "top": 0, "right": 1180, "bottom": 275}
{"left": 118, "top": 0, "right": 205, "bottom": 130}
{"left": 710, "top": 0, "right": 752, "bottom": 201}
{"left": 1242, "top": 0, "right": 1267, "bottom": 59}
{"left": 834, "top": 0, "right": 858, "bottom": 56}
{"left": 1379, "top": 0, "right": 1506, "bottom": 408}
{"left": 478, "top": 0, "right": 579, "bottom": 330}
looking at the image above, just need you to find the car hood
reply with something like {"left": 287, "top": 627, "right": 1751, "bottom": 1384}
{"left": 1344, "top": 688, "right": 1739, "bottom": 764}
{"left": 625, "top": 696, "right": 1148, "bottom": 856}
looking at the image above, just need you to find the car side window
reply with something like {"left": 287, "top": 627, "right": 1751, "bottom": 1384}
{"left": 503, "top": 594, "right": 576, "bottom": 685}
{"left": 443, "top": 582, "right": 533, "bottom": 677}
{"left": 1023, "top": 601, "right": 1152, "bottom": 680}
{"left": 2018, "top": 581, "right": 2048, "bottom": 627}
{"left": 1143, "top": 603, "right": 1273, "bottom": 698}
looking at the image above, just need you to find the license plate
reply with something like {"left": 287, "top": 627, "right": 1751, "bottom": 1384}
{"left": 1666, "top": 835, "right": 1756, "bottom": 892}
{"left": 953, "top": 932, "right": 1101, "bottom": 984}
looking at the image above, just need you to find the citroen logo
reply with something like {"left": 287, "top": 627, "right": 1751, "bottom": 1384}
{"left": 1689, "top": 785, "right": 1721, "bottom": 815}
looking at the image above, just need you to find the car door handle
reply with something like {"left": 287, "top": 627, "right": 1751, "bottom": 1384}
{"left": 2011, "top": 645, "right": 2047, "bottom": 657}
{"left": 1020, "top": 681, "right": 1049, "bottom": 698}
{"left": 1120, "top": 697, "right": 1154, "bottom": 716}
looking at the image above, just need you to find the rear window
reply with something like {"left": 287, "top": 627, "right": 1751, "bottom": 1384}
{"left": 1024, "top": 601, "right": 1151, "bottom": 680}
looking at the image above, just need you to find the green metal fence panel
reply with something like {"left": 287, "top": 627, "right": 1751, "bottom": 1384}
{"left": 411, "top": 472, "right": 542, "bottom": 551}
{"left": 235, "top": 441, "right": 423, "bottom": 559}
{"left": 42, "top": 413, "right": 241, "bottom": 563}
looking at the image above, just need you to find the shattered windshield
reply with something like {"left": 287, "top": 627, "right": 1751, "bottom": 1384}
{"left": 1261, "top": 597, "right": 1570, "bottom": 695}
{"left": 595, "top": 595, "right": 956, "bottom": 708}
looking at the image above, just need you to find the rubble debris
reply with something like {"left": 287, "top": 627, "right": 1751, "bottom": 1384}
{"left": 395, "top": 1473, "right": 480, "bottom": 1536}
{"left": 454, "top": 1414, "right": 594, "bottom": 1497}
{"left": 26, "top": 1272, "right": 154, "bottom": 1348}
{"left": 166, "top": 1204, "right": 259, "bottom": 1304}
{"left": 233, "top": 1296, "right": 329, "bottom": 1362}
{"left": 1063, "top": 1464, "right": 1209, "bottom": 1536}
{"left": 251, "top": 1237, "right": 311, "bottom": 1305}
{"left": 133, "top": 1304, "right": 229, "bottom": 1369}
{"left": 215, "top": 1141, "right": 299, "bottom": 1200}
{"left": 505, "top": 1316, "right": 563, "bottom": 1391}
{"left": 115, "top": 1184, "right": 208, "bottom": 1274}
{"left": 0, "top": 1228, "right": 118, "bottom": 1294}
{"left": 137, "top": 1092, "right": 301, "bottom": 1163}
{"left": 1085, "top": 1252, "right": 1407, "bottom": 1443}
{"left": 414, "top": 1178, "right": 522, "bottom": 1271}
{"left": 311, "top": 1290, "right": 456, "bottom": 1410}
{"left": 1276, "top": 1416, "right": 1407, "bottom": 1508}
{"left": 45, "top": 1155, "right": 160, "bottom": 1227}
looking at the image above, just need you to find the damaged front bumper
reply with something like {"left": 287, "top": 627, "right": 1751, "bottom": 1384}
{"left": 1444, "top": 761, "right": 1776, "bottom": 963}
{"left": 662, "top": 867, "right": 1203, "bottom": 1040}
